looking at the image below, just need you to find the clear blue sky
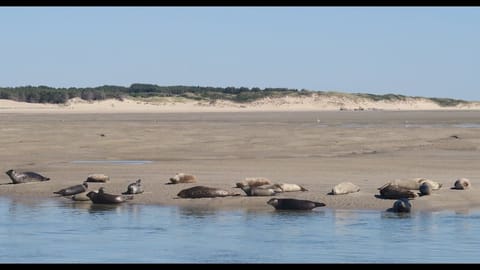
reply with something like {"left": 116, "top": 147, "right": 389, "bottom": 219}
{"left": 1, "top": 7, "right": 479, "bottom": 100}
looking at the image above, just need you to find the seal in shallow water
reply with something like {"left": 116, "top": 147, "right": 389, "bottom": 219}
{"left": 177, "top": 186, "right": 241, "bottom": 198}
{"left": 267, "top": 198, "right": 326, "bottom": 210}
{"left": 5, "top": 169, "right": 50, "bottom": 184}
{"left": 392, "top": 198, "right": 412, "bottom": 213}
{"left": 54, "top": 182, "right": 88, "bottom": 196}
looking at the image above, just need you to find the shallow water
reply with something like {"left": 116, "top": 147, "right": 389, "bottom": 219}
{"left": 0, "top": 198, "right": 479, "bottom": 263}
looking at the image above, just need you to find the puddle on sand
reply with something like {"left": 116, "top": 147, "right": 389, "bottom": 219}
{"left": 71, "top": 160, "right": 153, "bottom": 165}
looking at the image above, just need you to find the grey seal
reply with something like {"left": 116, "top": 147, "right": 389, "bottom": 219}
{"left": 71, "top": 191, "right": 93, "bottom": 201}
{"left": 177, "top": 186, "right": 241, "bottom": 198}
{"left": 86, "top": 187, "right": 133, "bottom": 204}
{"left": 122, "top": 179, "right": 144, "bottom": 194}
{"left": 240, "top": 186, "right": 278, "bottom": 196}
{"left": 5, "top": 169, "right": 50, "bottom": 184}
{"left": 267, "top": 198, "right": 326, "bottom": 210}
{"left": 392, "top": 198, "right": 412, "bottom": 213}
{"left": 54, "top": 182, "right": 88, "bottom": 196}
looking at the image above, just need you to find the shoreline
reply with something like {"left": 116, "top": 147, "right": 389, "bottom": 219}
{"left": 1, "top": 108, "right": 480, "bottom": 213}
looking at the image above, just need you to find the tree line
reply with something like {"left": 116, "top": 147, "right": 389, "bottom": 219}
{"left": 0, "top": 84, "right": 310, "bottom": 104}
{"left": 0, "top": 83, "right": 468, "bottom": 107}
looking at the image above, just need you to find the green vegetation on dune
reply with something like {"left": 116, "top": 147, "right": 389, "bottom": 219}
{"left": 0, "top": 84, "right": 470, "bottom": 107}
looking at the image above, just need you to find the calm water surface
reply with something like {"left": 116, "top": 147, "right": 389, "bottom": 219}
{"left": 0, "top": 197, "right": 479, "bottom": 263}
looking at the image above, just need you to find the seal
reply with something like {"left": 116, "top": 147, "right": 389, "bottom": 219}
{"left": 169, "top": 173, "right": 196, "bottom": 184}
{"left": 384, "top": 178, "right": 442, "bottom": 191}
{"left": 177, "top": 186, "right": 241, "bottom": 198}
{"left": 330, "top": 182, "right": 360, "bottom": 195}
{"left": 5, "top": 169, "right": 50, "bottom": 184}
{"left": 453, "top": 178, "right": 471, "bottom": 190}
{"left": 378, "top": 183, "right": 417, "bottom": 199}
{"left": 392, "top": 198, "right": 412, "bottom": 213}
{"left": 85, "top": 174, "right": 109, "bottom": 183}
{"left": 122, "top": 179, "right": 144, "bottom": 194}
{"left": 419, "top": 182, "right": 432, "bottom": 196}
{"left": 267, "top": 198, "right": 326, "bottom": 210}
{"left": 240, "top": 186, "right": 278, "bottom": 196}
{"left": 54, "top": 182, "right": 88, "bottom": 196}
{"left": 235, "top": 177, "right": 272, "bottom": 188}
{"left": 71, "top": 191, "right": 93, "bottom": 202}
{"left": 86, "top": 187, "right": 133, "bottom": 204}
{"left": 273, "top": 183, "right": 308, "bottom": 192}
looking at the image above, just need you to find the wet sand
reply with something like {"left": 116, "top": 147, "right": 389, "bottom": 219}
{"left": 1, "top": 111, "right": 480, "bottom": 212}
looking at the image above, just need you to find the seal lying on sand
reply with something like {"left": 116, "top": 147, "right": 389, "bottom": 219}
{"left": 5, "top": 169, "right": 50, "bottom": 184}
{"left": 85, "top": 174, "right": 109, "bottom": 183}
{"left": 419, "top": 182, "right": 432, "bottom": 196}
{"left": 71, "top": 191, "right": 94, "bottom": 201}
{"left": 378, "top": 183, "right": 417, "bottom": 199}
{"left": 384, "top": 178, "right": 442, "bottom": 190}
{"left": 240, "top": 186, "right": 278, "bottom": 196}
{"left": 392, "top": 198, "right": 412, "bottom": 213}
{"left": 453, "top": 178, "right": 471, "bottom": 190}
{"left": 235, "top": 177, "right": 272, "bottom": 188}
{"left": 267, "top": 198, "right": 326, "bottom": 210}
{"left": 54, "top": 182, "right": 88, "bottom": 196}
{"left": 273, "top": 183, "right": 308, "bottom": 192}
{"left": 330, "top": 182, "right": 360, "bottom": 195}
{"left": 177, "top": 186, "right": 241, "bottom": 198}
{"left": 122, "top": 179, "right": 144, "bottom": 194}
{"left": 169, "top": 173, "right": 196, "bottom": 184}
{"left": 87, "top": 187, "right": 133, "bottom": 204}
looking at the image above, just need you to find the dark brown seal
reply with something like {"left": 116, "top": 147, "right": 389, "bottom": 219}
{"left": 87, "top": 187, "right": 133, "bottom": 204}
{"left": 378, "top": 183, "right": 417, "bottom": 199}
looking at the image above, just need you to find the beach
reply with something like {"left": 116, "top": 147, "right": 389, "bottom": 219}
{"left": 1, "top": 98, "right": 480, "bottom": 212}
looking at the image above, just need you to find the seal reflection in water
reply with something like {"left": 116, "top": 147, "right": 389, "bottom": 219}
{"left": 177, "top": 186, "right": 241, "bottom": 198}
{"left": 267, "top": 198, "right": 326, "bottom": 210}
{"left": 5, "top": 169, "right": 50, "bottom": 184}
{"left": 87, "top": 187, "right": 133, "bottom": 204}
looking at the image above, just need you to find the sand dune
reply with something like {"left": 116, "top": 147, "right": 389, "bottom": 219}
{"left": 1, "top": 94, "right": 480, "bottom": 114}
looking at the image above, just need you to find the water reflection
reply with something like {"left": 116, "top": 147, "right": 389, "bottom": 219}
{"left": 2, "top": 198, "right": 480, "bottom": 262}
